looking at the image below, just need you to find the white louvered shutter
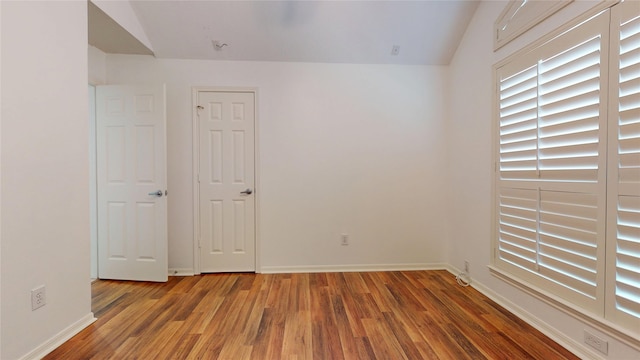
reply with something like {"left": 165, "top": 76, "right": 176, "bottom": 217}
{"left": 606, "top": 1, "right": 640, "bottom": 334}
{"left": 496, "top": 11, "right": 609, "bottom": 313}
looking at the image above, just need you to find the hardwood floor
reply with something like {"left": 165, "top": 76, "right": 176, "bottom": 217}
{"left": 44, "top": 270, "right": 578, "bottom": 359}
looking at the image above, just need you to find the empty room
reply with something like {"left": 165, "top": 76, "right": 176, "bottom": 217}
{"left": 1, "top": 0, "right": 638, "bottom": 359}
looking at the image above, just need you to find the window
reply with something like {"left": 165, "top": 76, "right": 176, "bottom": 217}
{"left": 494, "top": 0, "right": 573, "bottom": 50}
{"left": 494, "top": 0, "right": 639, "bottom": 338}
{"left": 605, "top": 1, "right": 640, "bottom": 333}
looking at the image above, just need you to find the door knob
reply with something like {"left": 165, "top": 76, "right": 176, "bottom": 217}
{"left": 148, "top": 190, "right": 163, "bottom": 197}
{"left": 240, "top": 188, "right": 253, "bottom": 195}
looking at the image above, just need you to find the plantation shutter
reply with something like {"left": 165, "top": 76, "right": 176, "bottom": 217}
{"left": 606, "top": 2, "right": 640, "bottom": 333}
{"left": 496, "top": 11, "right": 609, "bottom": 313}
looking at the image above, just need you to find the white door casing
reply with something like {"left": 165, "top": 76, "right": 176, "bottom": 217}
{"left": 196, "top": 90, "right": 256, "bottom": 273}
{"left": 97, "top": 84, "right": 168, "bottom": 282}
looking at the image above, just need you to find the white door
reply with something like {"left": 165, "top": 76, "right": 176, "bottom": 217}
{"left": 97, "top": 84, "right": 168, "bottom": 282}
{"left": 197, "top": 91, "right": 256, "bottom": 272}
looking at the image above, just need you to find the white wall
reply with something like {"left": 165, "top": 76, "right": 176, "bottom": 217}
{"left": 105, "top": 56, "right": 449, "bottom": 272}
{"left": 447, "top": 0, "right": 639, "bottom": 359}
{"left": 1, "top": 2, "right": 93, "bottom": 359}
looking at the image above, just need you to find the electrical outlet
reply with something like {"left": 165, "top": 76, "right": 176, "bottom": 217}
{"left": 464, "top": 260, "right": 470, "bottom": 274}
{"left": 31, "top": 286, "right": 46, "bottom": 311}
{"left": 341, "top": 233, "right": 349, "bottom": 246}
{"left": 584, "top": 330, "right": 608, "bottom": 355}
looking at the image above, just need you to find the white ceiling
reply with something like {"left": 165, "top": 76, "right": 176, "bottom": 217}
{"left": 126, "top": 0, "right": 480, "bottom": 65}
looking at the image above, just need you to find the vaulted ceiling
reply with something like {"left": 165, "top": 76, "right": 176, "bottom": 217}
{"left": 92, "top": 0, "right": 481, "bottom": 66}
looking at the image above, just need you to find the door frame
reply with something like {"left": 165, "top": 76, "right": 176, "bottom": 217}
{"left": 192, "top": 87, "right": 260, "bottom": 275}
{"left": 88, "top": 84, "right": 98, "bottom": 280}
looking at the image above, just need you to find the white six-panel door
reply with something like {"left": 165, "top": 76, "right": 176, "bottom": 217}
{"left": 97, "top": 85, "right": 168, "bottom": 282}
{"left": 197, "top": 91, "right": 256, "bottom": 272}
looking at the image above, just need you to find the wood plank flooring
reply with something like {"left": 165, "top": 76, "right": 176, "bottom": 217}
{"left": 44, "top": 270, "right": 578, "bottom": 359}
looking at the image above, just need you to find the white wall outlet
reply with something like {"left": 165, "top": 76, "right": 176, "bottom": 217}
{"left": 31, "top": 285, "right": 46, "bottom": 311}
{"left": 584, "top": 330, "right": 608, "bottom": 355}
{"left": 341, "top": 233, "right": 349, "bottom": 246}
{"left": 464, "top": 260, "right": 470, "bottom": 274}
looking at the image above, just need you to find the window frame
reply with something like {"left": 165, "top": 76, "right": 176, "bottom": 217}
{"left": 491, "top": 0, "right": 640, "bottom": 350}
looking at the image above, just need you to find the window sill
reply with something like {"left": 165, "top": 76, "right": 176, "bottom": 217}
{"left": 489, "top": 265, "right": 640, "bottom": 351}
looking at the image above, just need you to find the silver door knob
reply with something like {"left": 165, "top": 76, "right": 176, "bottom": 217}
{"left": 240, "top": 188, "right": 253, "bottom": 195}
{"left": 148, "top": 190, "right": 163, "bottom": 197}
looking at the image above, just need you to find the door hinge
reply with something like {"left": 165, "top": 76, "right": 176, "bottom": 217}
{"left": 197, "top": 174, "right": 200, "bottom": 183}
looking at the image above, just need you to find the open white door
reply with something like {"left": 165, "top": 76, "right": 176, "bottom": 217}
{"left": 97, "top": 84, "right": 167, "bottom": 282}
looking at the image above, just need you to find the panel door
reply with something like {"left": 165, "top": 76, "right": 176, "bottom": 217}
{"left": 97, "top": 84, "right": 168, "bottom": 282}
{"left": 198, "top": 91, "right": 255, "bottom": 272}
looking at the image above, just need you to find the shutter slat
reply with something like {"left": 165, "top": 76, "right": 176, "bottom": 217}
{"left": 501, "top": 212, "right": 538, "bottom": 230}
{"left": 620, "top": 14, "right": 640, "bottom": 38}
{"left": 539, "top": 90, "right": 600, "bottom": 118}
{"left": 539, "top": 251, "right": 596, "bottom": 283}
{"left": 500, "top": 150, "right": 537, "bottom": 163}
{"left": 540, "top": 198, "right": 598, "bottom": 219}
{"left": 619, "top": 107, "right": 640, "bottom": 124}
{"left": 539, "top": 169, "right": 598, "bottom": 182}
{"left": 540, "top": 243, "right": 596, "bottom": 272}
{"left": 539, "top": 128, "right": 599, "bottom": 149}
{"left": 540, "top": 222, "right": 597, "bottom": 246}
{"left": 538, "top": 103, "right": 600, "bottom": 126}
{"left": 615, "top": 293, "right": 640, "bottom": 318}
{"left": 620, "top": 121, "right": 640, "bottom": 139}
{"left": 500, "top": 222, "right": 537, "bottom": 240}
{"left": 540, "top": 36, "right": 600, "bottom": 79}
{"left": 500, "top": 250, "right": 538, "bottom": 271}
{"left": 540, "top": 63, "right": 599, "bottom": 96}
{"left": 500, "top": 188, "right": 538, "bottom": 205}
{"left": 501, "top": 85, "right": 538, "bottom": 109}
{"left": 619, "top": 137, "right": 640, "bottom": 154}
{"left": 620, "top": 76, "right": 640, "bottom": 98}
{"left": 501, "top": 203, "right": 537, "bottom": 220}
{"left": 501, "top": 128, "right": 537, "bottom": 144}
{"left": 500, "top": 66, "right": 537, "bottom": 94}
{"left": 620, "top": 92, "right": 640, "bottom": 112}
{"left": 620, "top": 61, "right": 640, "bottom": 83}
{"left": 500, "top": 118, "right": 537, "bottom": 136}
{"left": 500, "top": 241, "right": 537, "bottom": 262}
{"left": 539, "top": 116, "right": 598, "bottom": 138}
{"left": 620, "top": 46, "right": 640, "bottom": 68}
{"left": 539, "top": 233, "right": 597, "bottom": 259}
{"left": 539, "top": 142, "right": 598, "bottom": 160}
{"left": 500, "top": 98, "right": 538, "bottom": 118}
{"left": 539, "top": 155, "right": 598, "bottom": 171}
{"left": 500, "top": 108, "right": 538, "bottom": 128}
{"left": 500, "top": 231, "right": 538, "bottom": 251}
{"left": 540, "top": 211, "right": 597, "bottom": 233}
{"left": 539, "top": 263, "right": 596, "bottom": 298}
{"left": 501, "top": 161, "right": 538, "bottom": 173}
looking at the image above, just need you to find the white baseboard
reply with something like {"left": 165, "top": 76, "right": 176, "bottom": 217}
{"left": 169, "top": 268, "right": 195, "bottom": 276}
{"left": 20, "top": 312, "right": 96, "bottom": 360}
{"left": 259, "top": 263, "right": 448, "bottom": 274}
{"left": 443, "top": 267, "right": 601, "bottom": 360}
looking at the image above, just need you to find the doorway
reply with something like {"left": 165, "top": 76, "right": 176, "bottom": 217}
{"left": 193, "top": 89, "right": 258, "bottom": 273}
